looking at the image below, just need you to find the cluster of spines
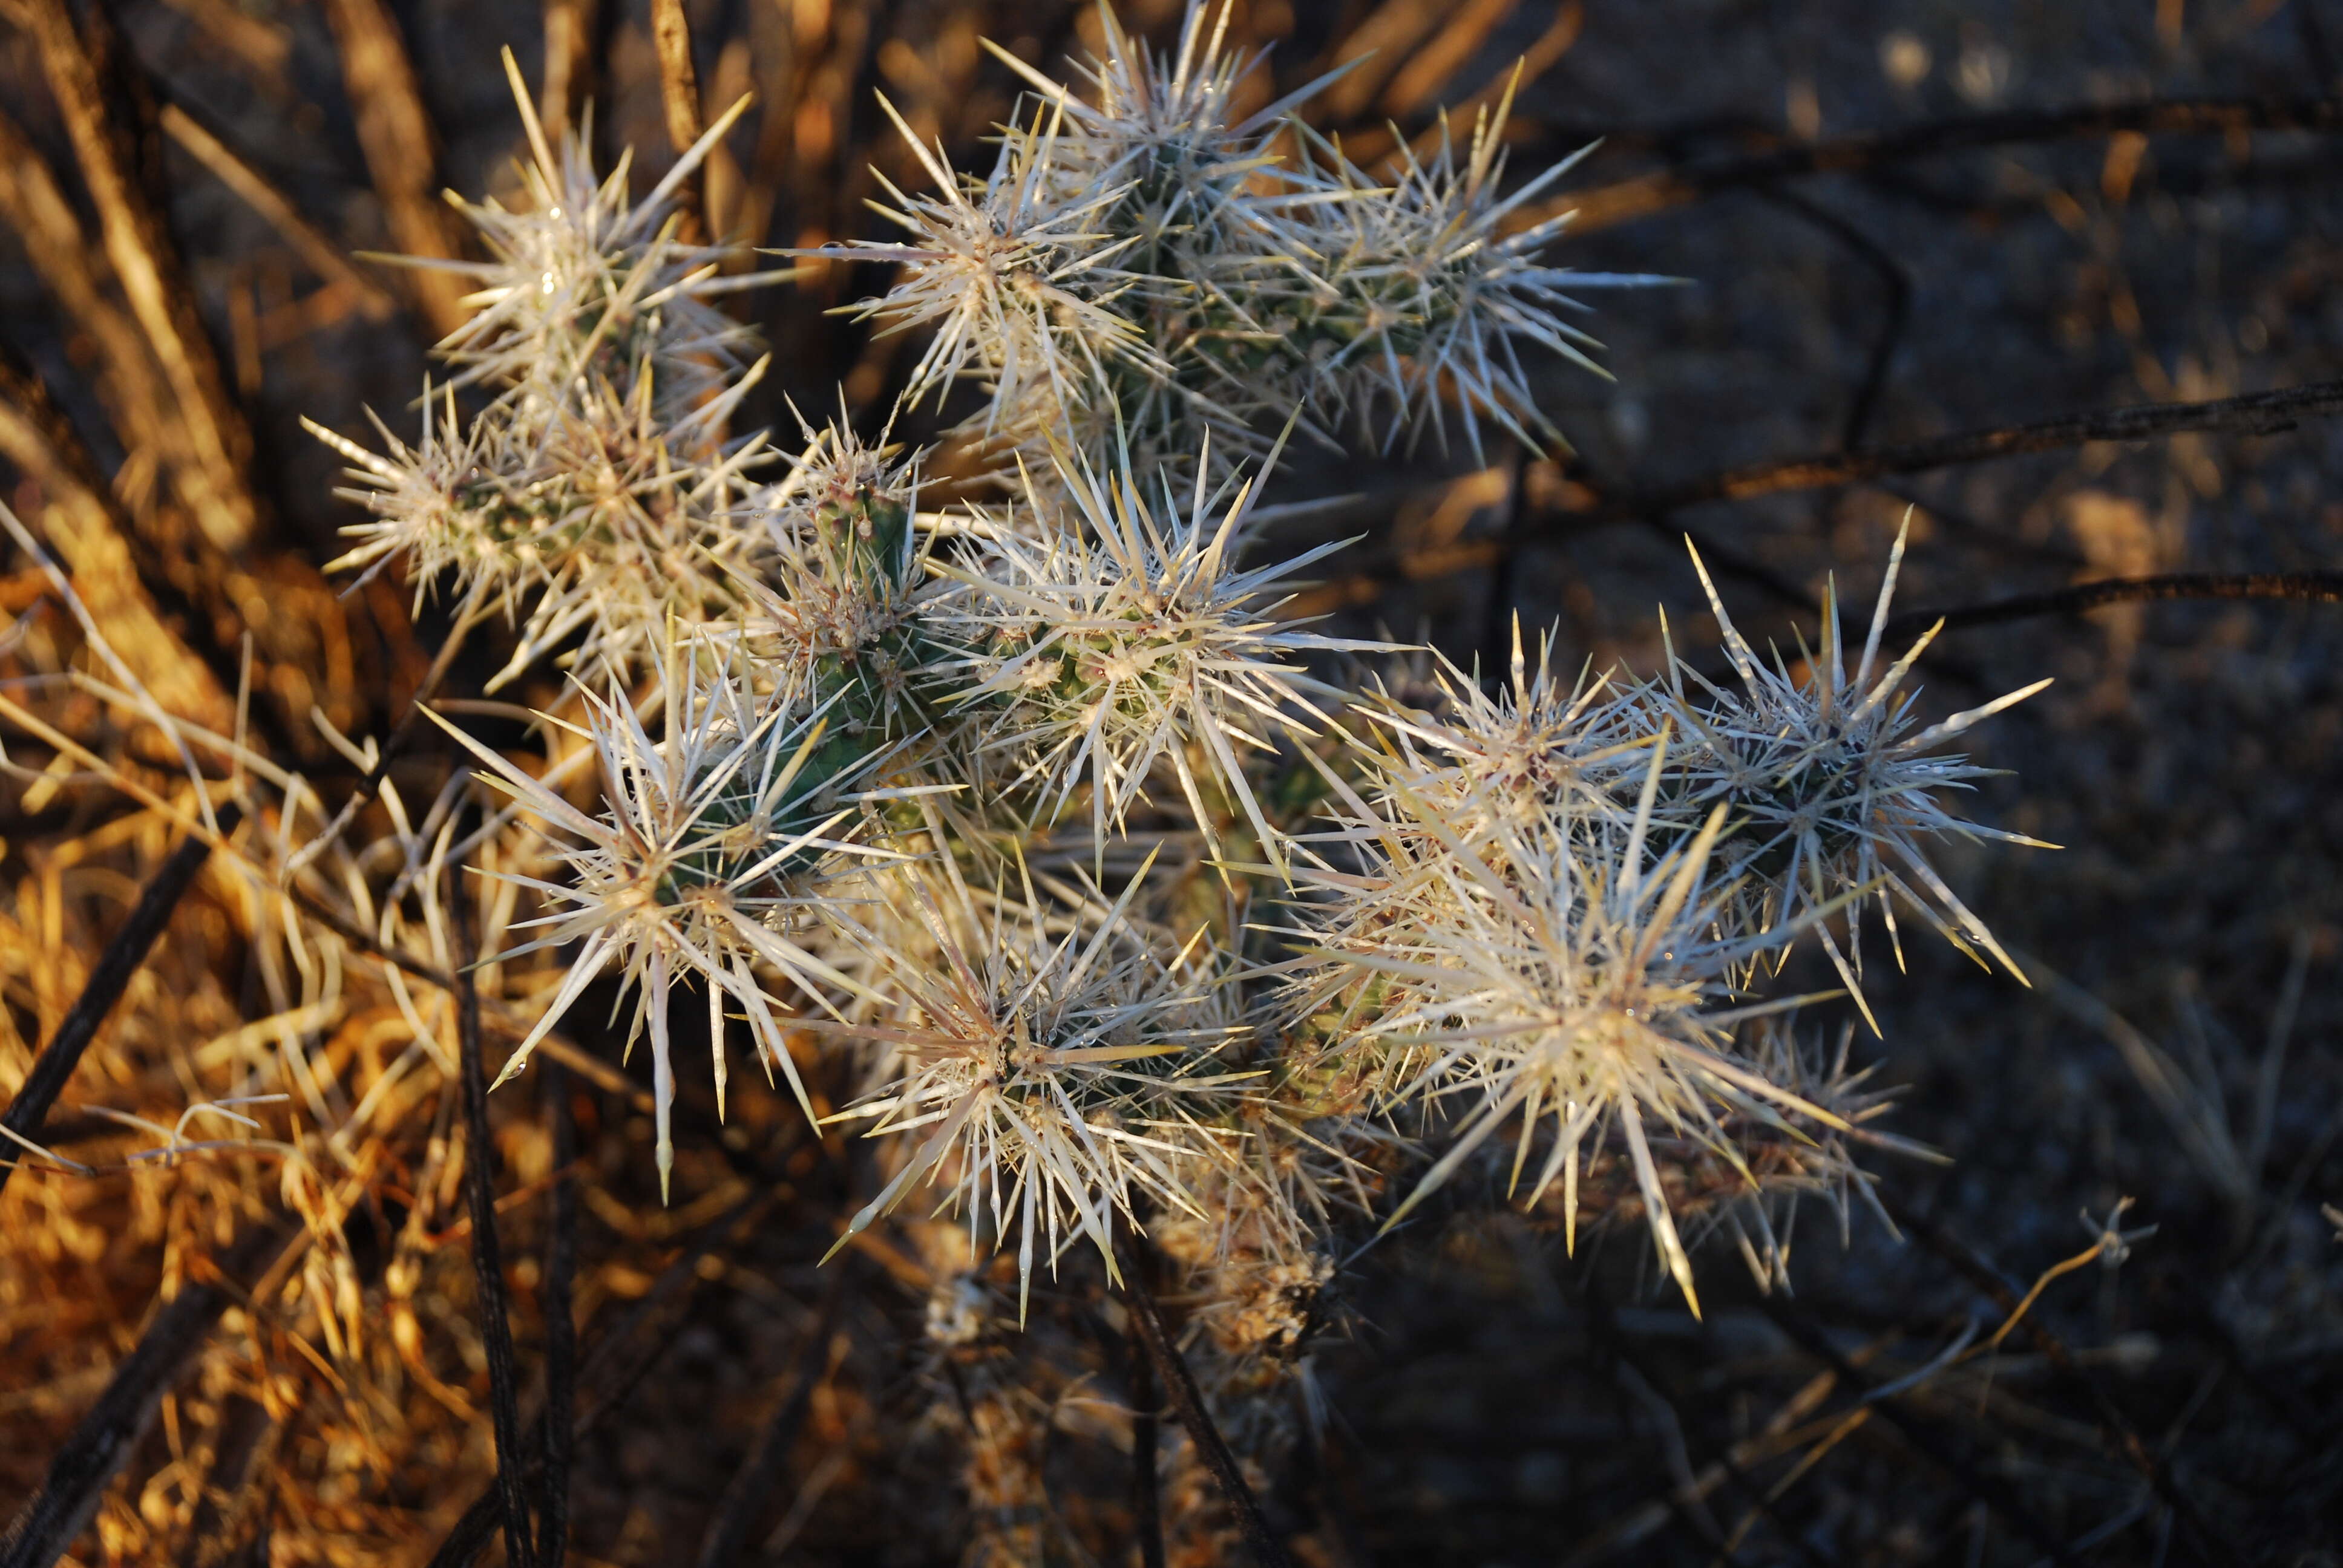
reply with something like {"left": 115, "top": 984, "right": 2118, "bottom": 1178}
{"left": 824, "top": 3, "right": 1673, "bottom": 483}
{"left": 308, "top": 51, "right": 792, "bottom": 685}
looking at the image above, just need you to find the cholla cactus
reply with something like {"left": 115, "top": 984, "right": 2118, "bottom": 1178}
{"left": 1259, "top": 524, "right": 2045, "bottom": 1309}
{"left": 1352, "top": 622, "right": 1648, "bottom": 844}
{"left": 308, "top": 54, "right": 790, "bottom": 684}
{"left": 737, "top": 403, "right": 973, "bottom": 751}
{"left": 820, "top": 860, "right": 1251, "bottom": 1310}
{"left": 1625, "top": 532, "right": 2055, "bottom": 1012}
{"left": 303, "top": 384, "right": 543, "bottom": 610}
{"left": 827, "top": 2, "right": 1665, "bottom": 478}
{"left": 943, "top": 435, "right": 1375, "bottom": 857}
{"left": 839, "top": 93, "right": 1158, "bottom": 441}
{"left": 436, "top": 56, "right": 777, "bottom": 416}
{"left": 1274, "top": 87, "right": 1671, "bottom": 460}
{"left": 1680, "top": 1019, "right": 1921, "bottom": 1290}
{"left": 310, "top": 366, "right": 774, "bottom": 684}
{"left": 434, "top": 641, "right": 896, "bottom": 1195}
{"left": 1293, "top": 757, "right": 1847, "bottom": 1313}
{"left": 296, "top": 0, "right": 2050, "bottom": 1389}
{"left": 994, "top": 1, "right": 1314, "bottom": 266}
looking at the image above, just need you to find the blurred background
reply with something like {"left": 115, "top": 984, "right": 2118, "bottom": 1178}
{"left": 3, "top": 0, "right": 2341, "bottom": 1563}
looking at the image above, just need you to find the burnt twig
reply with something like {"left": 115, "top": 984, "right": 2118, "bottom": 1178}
{"left": 454, "top": 870, "right": 537, "bottom": 1568}
{"left": 1113, "top": 1235, "right": 1291, "bottom": 1568}
{"left": 537, "top": 1060, "right": 578, "bottom": 1568}
{"left": 0, "top": 1223, "right": 291, "bottom": 1568}
{"left": 1301, "top": 382, "right": 2343, "bottom": 610}
{"left": 1544, "top": 96, "right": 2343, "bottom": 235}
{"left": 1129, "top": 1305, "right": 1165, "bottom": 1568}
{"left": 0, "top": 802, "right": 242, "bottom": 1200}
{"left": 1536, "top": 379, "right": 2343, "bottom": 529}
{"left": 1888, "top": 570, "right": 2343, "bottom": 638}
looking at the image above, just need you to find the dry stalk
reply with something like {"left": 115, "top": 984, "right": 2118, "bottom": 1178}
{"left": 318, "top": 0, "right": 474, "bottom": 336}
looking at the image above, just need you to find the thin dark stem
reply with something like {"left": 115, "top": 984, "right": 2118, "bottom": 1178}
{"left": 1113, "top": 1236, "right": 1290, "bottom": 1568}
{"left": 1128, "top": 1308, "right": 1165, "bottom": 1568}
{"left": 1755, "top": 1296, "right": 2077, "bottom": 1565}
{"left": 1475, "top": 443, "right": 1528, "bottom": 682}
{"left": 692, "top": 1269, "right": 848, "bottom": 1568}
{"left": 454, "top": 871, "right": 537, "bottom": 1568}
{"left": 1755, "top": 186, "right": 1911, "bottom": 454}
{"left": 426, "top": 1194, "right": 778, "bottom": 1568}
{"left": 1552, "top": 95, "right": 2343, "bottom": 233}
{"left": 1888, "top": 570, "right": 2343, "bottom": 638}
{"left": 0, "top": 1223, "right": 290, "bottom": 1568}
{"left": 1535, "top": 379, "right": 2343, "bottom": 530}
{"left": 0, "top": 801, "right": 241, "bottom": 1200}
{"left": 1306, "top": 382, "right": 2343, "bottom": 607}
{"left": 537, "top": 1061, "right": 578, "bottom": 1568}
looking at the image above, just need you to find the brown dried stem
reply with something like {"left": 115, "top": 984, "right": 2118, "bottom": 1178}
{"left": 539, "top": 0, "right": 602, "bottom": 146}
{"left": 650, "top": 0, "right": 707, "bottom": 237}
{"left": 0, "top": 107, "right": 203, "bottom": 525}
{"left": 318, "top": 0, "right": 472, "bottom": 337}
{"left": 156, "top": 102, "right": 396, "bottom": 321}
{"left": 0, "top": 344, "right": 235, "bottom": 727}
{"left": 0, "top": 105, "right": 363, "bottom": 751}
{"left": 16, "top": 0, "right": 261, "bottom": 550}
